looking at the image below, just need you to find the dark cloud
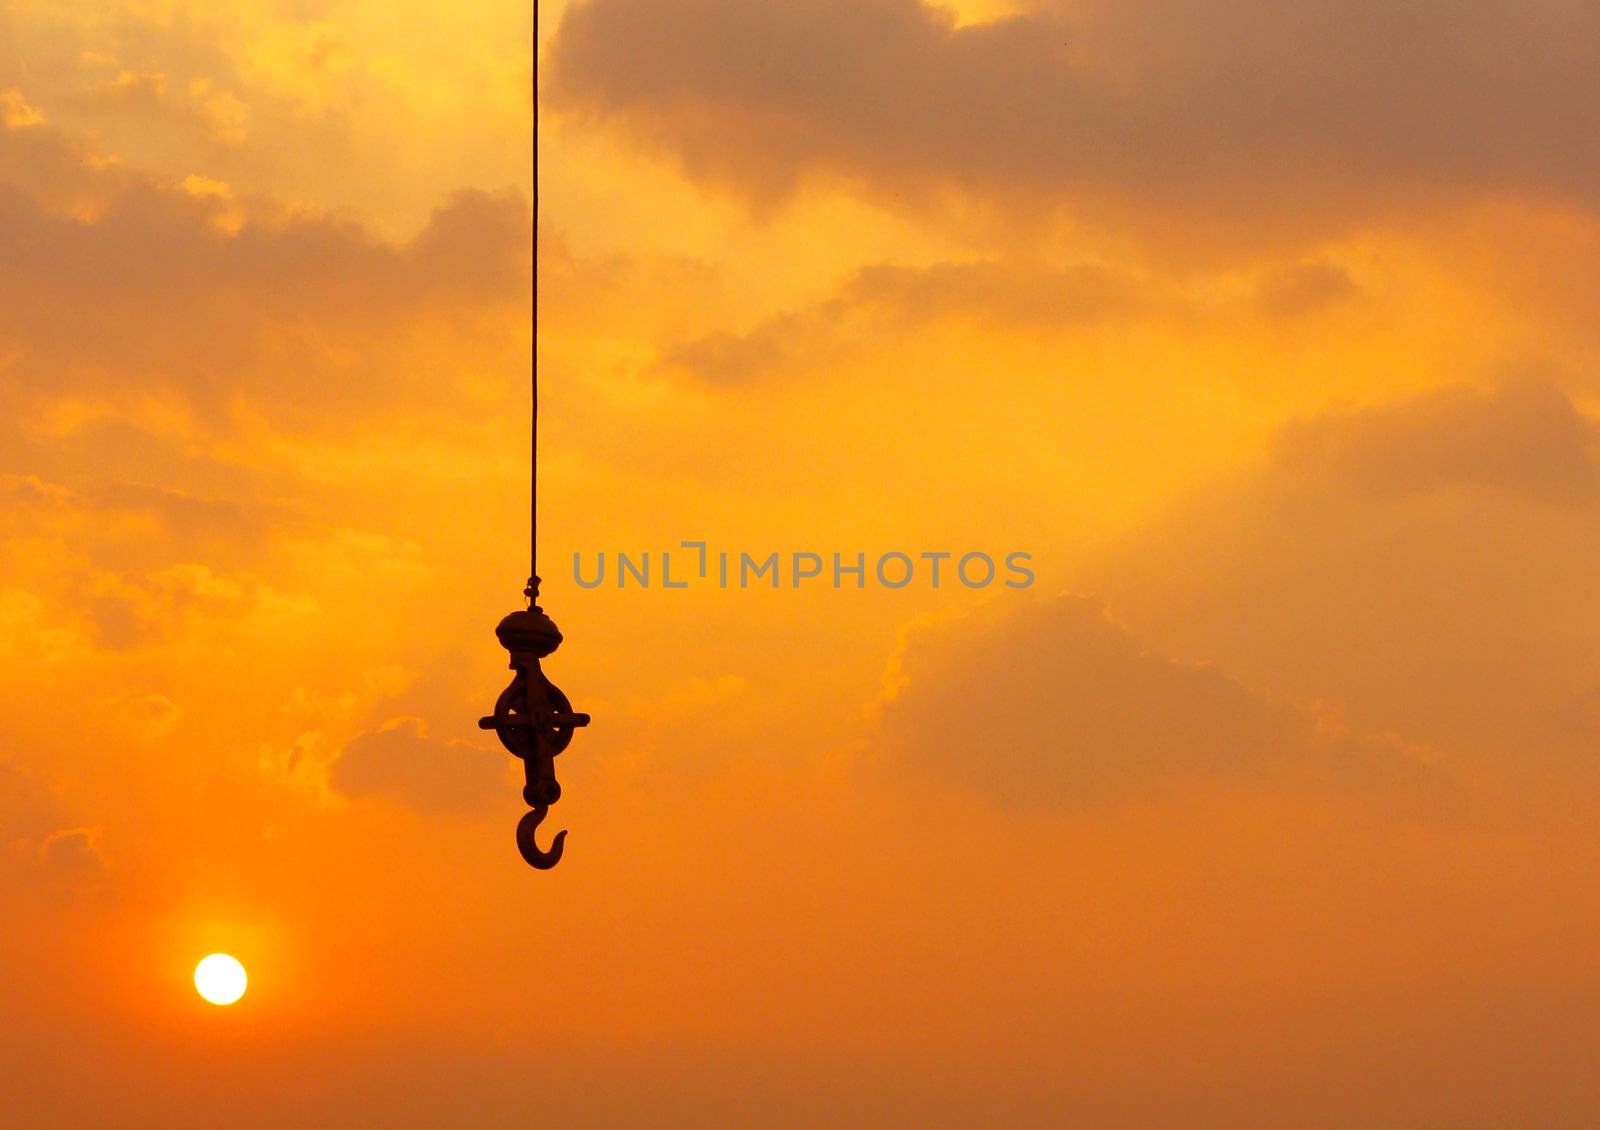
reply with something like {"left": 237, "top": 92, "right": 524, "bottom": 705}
{"left": 37, "top": 827, "right": 105, "bottom": 878}
{"left": 1085, "top": 380, "right": 1600, "bottom": 777}
{"left": 656, "top": 251, "right": 1368, "bottom": 385}
{"left": 1253, "top": 259, "right": 1361, "bottom": 320}
{"left": 0, "top": 473, "right": 275, "bottom": 557}
{"left": 0, "top": 470, "right": 310, "bottom": 658}
{"left": 331, "top": 717, "right": 508, "bottom": 814}
{"left": 0, "top": 121, "right": 529, "bottom": 424}
{"left": 548, "top": 0, "right": 1600, "bottom": 239}
{"left": 537, "top": 226, "right": 724, "bottom": 341}
{"left": 878, "top": 595, "right": 1442, "bottom": 809}
{"left": 847, "top": 259, "right": 1147, "bottom": 326}
{"left": 661, "top": 258, "right": 1149, "bottom": 383}
{"left": 0, "top": 753, "right": 63, "bottom": 841}
{"left": 83, "top": 564, "right": 264, "bottom": 651}
{"left": 0, "top": 754, "right": 104, "bottom": 882}
{"left": 1273, "top": 380, "right": 1600, "bottom": 507}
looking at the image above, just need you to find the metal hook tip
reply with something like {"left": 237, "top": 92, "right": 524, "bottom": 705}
{"left": 516, "top": 806, "right": 566, "bottom": 870}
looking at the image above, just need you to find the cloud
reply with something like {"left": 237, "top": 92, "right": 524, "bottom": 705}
{"left": 85, "top": 563, "right": 272, "bottom": 650}
{"left": 1273, "top": 379, "right": 1600, "bottom": 507}
{"left": 37, "top": 827, "right": 105, "bottom": 878}
{"left": 548, "top": 0, "right": 1600, "bottom": 241}
{"left": 1253, "top": 259, "right": 1361, "bottom": 320}
{"left": 0, "top": 753, "right": 63, "bottom": 840}
{"left": 0, "top": 119, "right": 529, "bottom": 426}
{"left": 0, "top": 2, "right": 539, "bottom": 236}
{"left": 0, "top": 473, "right": 277, "bottom": 560}
{"left": 537, "top": 226, "right": 724, "bottom": 342}
{"left": 331, "top": 717, "right": 510, "bottom": 815}
{"left": 659, "top": 258, "right": 1151, "bottom": 383}
{"left": 655, "top": 251, "right": 1375, "bottom": 385}
{"left": 79, "top": 69, "right": 250, "bottom": 147}
{"left": 0, "top": 109, "right": 530, "bottom": 673}
{"left": 1085, "top": 379, "right": 1600, "bottom": 779}
{"left": 0, "top": 469, "right": 318, "bottom": 662}
{"left": 1, "top": 88, "right": 43, "bottom": 128}
{"left": 0, "top": 754, "right": 105, "bottom": 882}
{"left": 876, "top": 595, "right": 1442, "bottom": 810}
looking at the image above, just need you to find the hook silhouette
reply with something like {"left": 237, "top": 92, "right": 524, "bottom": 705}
{"left": 517, "top": 805, "right": 566, "bottom": 869}
{"left": 479, "top": 593, "right": 590, "bottom": 870}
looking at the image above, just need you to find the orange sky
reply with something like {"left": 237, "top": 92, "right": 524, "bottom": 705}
{"left": 3, "top": 2, "right": 1600, "bottom": 1126}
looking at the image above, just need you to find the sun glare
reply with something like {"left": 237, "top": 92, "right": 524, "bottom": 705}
{"left": 194, "top": 953, "right": 248, "bottom": 1006}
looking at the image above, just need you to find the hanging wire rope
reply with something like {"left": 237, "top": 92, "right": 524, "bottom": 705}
{"left": 529, "top": 0, "right": 540, "bottom": 600}
{"left": 479, "top": 1, "right": 591, "bottom": 870}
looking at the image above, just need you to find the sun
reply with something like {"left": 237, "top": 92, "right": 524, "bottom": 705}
{"left": 194, "top": 953, "right": 248, "bottom": 1006}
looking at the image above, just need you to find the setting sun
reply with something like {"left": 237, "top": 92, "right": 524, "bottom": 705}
{"left": 193, "top": 954, "right": 248, "bottom": 1007}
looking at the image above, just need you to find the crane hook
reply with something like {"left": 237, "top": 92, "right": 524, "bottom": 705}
{"left": 482, "top": 603, "right": 588, "bottom": 871}
{"left": 517, "top": 805, "right": 566, "bottom": 870}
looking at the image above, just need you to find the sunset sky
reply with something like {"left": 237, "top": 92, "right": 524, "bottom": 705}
{"left": 3, "top": 1, "right": 1599, "bottom": 1125}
